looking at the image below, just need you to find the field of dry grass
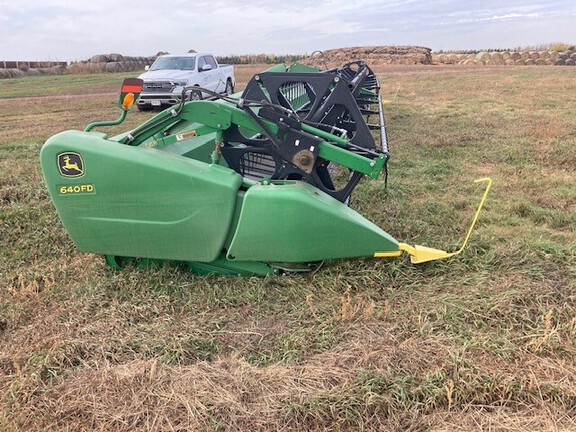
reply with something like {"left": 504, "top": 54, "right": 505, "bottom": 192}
{"left": 1, "top": 64, "right": 575, "bottom": 431}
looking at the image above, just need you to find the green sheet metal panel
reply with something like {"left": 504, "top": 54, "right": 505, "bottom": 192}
{"left": 41, "top": 130, "right": 242, "bottom": 262}
{"left": 227, "top": 182, "right": 399, "bottom": 262}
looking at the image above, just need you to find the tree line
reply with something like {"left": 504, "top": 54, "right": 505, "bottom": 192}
{"left": 215, "top": 54, "right": 308, "bottom": 64}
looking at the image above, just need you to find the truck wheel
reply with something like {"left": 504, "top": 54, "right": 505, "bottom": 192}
{"left": 189, "top": 90, "right": 202, "bottom": 101}
{"left": 225, "top": 80, "right": 234, "bottom": 95}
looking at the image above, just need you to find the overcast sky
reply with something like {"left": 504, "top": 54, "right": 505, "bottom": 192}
{"left": 0, "top": 0, "right": 575, "bottom": 61}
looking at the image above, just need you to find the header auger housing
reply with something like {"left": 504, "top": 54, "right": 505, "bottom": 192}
{"left": 40, "top": 61, "right": 490, "bottom": 275}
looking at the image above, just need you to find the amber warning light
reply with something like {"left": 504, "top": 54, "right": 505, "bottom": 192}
{"left": 119, "top": 78, "right": 143, "bottom": 110}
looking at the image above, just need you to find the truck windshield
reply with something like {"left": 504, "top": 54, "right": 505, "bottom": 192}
{"left": 149, "top": 57, "right": 196, "bottom": 71}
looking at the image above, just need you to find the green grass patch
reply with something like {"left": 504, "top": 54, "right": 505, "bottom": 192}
{"left": 1, "top": 67, "right": 575, "bottom": 431}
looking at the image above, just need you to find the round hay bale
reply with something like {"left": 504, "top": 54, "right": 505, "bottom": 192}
{"left": 529, "top": 51, "right": 539, "bottom": 60}
{"left": 448, "top": 53, "right": 459, "bottom": 63}
{"left": 476, "top": 51, "right": 490, "bottom": 62}
{"left": 431, "top": 54, "right": 440, "bottom": 63}
{"left": 521, "top": 51, "right": 530, "bottom": 60}
{"left": 439, "top": 54, "right": 449, "bottom": 63}
{"left": 467, "top": 53, "right": 476, "bottom": 59}
{"left": 485, "top": 59, "right": 494, "bottom": 66}
{"left": 566, "top": 50, "right": 574, "bottom": 57}
{"left": 571, "top": 53, "right": 576, "bottom": 61}
{"left": 502, "top": 52, "right": 511, "bottom": 60}
{"left": 27, "top": 69, "right": 41, "bottom": 76}
{"left": 90, "top": 54, "right": 110, "bottom": 63}
{"left": 109, "top": 53, "right": 124, "bottom": 62}
{"left": 515, "top": 59, "right": 526, "bottom": 66}
{"left": 505, "top": 59, "right": 515, "bottom": 66}
{"left": 525, "top": 59, "right": 535, "bottom": 65}
{"left": 558, "top": 52, "right": 568, "bottom": 60}
{"left": 510, "top": 52, "right": 521, "bottom": 61}
{"left": 555, "top": 58, "right": 565, "bottom": 66}
{"left": 545, "top": 58, "right": 554, "bottom": 65}
{"left": 9, "top": 68, "right": 24, "bottom": 77}
{"left": 565, "top": 58, "right": 575, "bottom": 66}
{"left": 549, "top": 51, "right": 559, "bottom": 60}
{"left": 535, "top": 58, "right": 546, "bottom": 66}
{"left": 490, "top": 52, "right": 503, "bottom": 61}
{"left": 0, "top": 69, "right": 9, "bottom": 79}
{"left": 495, "top": 59, "right": 505, "bottom": 66}
{"left": 105, "top": 62, "right": 120, "bottom": 72}
{"left": 17, "top": 61, "right": 30, "bottom": 71}
{"left": 48, "top": 67, "right": 60, "bottom": 75}
{"left": 538, "top": 51, "right": 550, "bottom": 59}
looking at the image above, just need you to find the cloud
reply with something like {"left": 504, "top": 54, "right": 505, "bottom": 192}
{"left": 0, "top": 0, "right": 575, "bottom": 60}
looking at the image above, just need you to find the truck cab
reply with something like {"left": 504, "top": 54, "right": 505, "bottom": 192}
{"left": 136, "top": 53, "right": 235, "bottom": 110}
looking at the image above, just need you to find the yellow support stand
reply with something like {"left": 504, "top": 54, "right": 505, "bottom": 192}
{"left": 375, "top": 178, "right": 492, "bottom": 264}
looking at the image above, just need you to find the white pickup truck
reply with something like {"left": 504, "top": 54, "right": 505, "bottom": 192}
{"left": 136, "top": 53, "right": 235, "bottom": 110}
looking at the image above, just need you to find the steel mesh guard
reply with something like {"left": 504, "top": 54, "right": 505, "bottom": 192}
{"left": 238, "top": 151, "right": 277, "bottom": 180}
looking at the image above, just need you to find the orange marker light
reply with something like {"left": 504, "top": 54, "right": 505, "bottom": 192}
{"left": 122, "top": 93, "right": 135, "bottom": 110}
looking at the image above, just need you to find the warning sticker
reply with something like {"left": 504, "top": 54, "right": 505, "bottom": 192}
{"left": 176, "top": 130, "right": 198, "bottom": 141}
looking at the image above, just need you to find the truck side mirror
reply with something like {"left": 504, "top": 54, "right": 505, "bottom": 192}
{"left": 145, "top": 65, "right": 150, "bottom": 71}
{"left": 201, "top": 64, "right": 212, "bottom": 72}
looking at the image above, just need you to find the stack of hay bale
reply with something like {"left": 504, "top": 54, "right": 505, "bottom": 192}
{"left": 554, "top": 49, "right": 576, "bottom": 65}
{"left": 432, "top": 49, "right": 576, "bottom": 66}
{"left": 66, "top": 54, "right": 155, "bottom": 74}
{"left": 0, "top": 60, "right": 66, "bottom": 79}
{"left": 305, "top": 46, "right": 432, "bottom": 68}
{"left": 0, "top": 54, "right": 157, "bottom": 79}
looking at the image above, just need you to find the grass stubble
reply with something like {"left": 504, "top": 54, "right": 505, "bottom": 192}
{"left": 0, "top": 65, "right": 575, "bottom": 431}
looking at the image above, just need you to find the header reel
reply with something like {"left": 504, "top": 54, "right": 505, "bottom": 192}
{"left": 220, "top": 61, "right": 388, "bottom": 203}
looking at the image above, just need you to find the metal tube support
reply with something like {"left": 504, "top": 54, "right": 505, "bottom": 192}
{"left": 85, "top": 110, "right": 127, "bottom": 132}
{"left": 301, "top": 123, "right": 349, "bottom": 147}
{"left": 378, "top": 94, "right": 389, "bottom": 154}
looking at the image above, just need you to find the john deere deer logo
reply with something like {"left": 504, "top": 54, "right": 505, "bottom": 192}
{"left": 57, "top": 152, "right": 84, "bottom": 177}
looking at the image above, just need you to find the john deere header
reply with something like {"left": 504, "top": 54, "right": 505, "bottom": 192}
{"left": 40, "top": 61, "right": 490, "bottom": 275}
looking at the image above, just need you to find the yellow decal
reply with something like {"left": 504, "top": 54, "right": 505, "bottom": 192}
{"left": 176, "top": 130, "right": 197, "bottom": 141}
{"left": 58, "top": 184, "right": 95, "bottom": 195}
{"left": 146, "top": 140, "right": 158, "bottom": 148}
